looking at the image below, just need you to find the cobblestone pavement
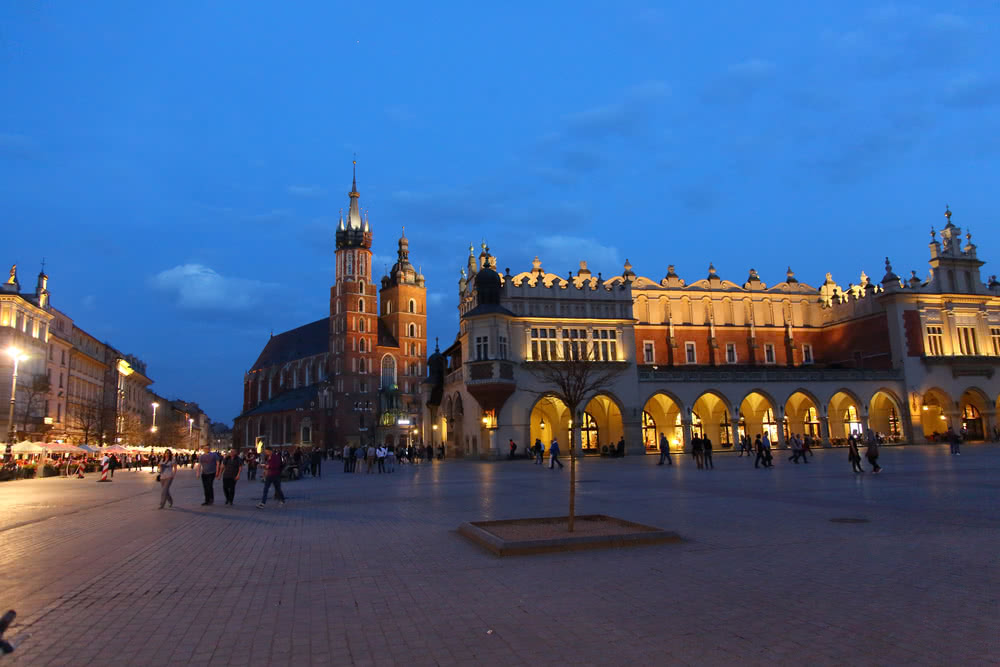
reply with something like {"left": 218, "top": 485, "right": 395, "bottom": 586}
{"left": 2, "top": 445, "right": 998, "bottom": 666}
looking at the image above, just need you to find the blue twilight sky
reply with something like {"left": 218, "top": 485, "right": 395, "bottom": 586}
{"left": 2, "top": 2, "right": 998, "bottom": 424}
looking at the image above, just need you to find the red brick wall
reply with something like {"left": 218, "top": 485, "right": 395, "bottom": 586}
{"left": 814, "top": 314, "right": 892, "bottom": 369}
{"left": 902, "top": 309, "right": 923, "bottom": 356}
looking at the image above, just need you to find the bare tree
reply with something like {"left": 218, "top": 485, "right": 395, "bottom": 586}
{"left": 71, "top": 402, "right": 101, "bottom": 445}
{"left": 17, "top": 374, "right": 51, "bottom": 437}
{"left": 120, "top": 413, "right": 149, "bottom": 448}
{"left": 523, "top": 352, "right": 625, "bottom": 532}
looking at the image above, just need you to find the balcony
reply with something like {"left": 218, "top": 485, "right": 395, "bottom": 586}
{"left": 463, "top": 359, "right": 516, "bottom": 411}
{"left": 638, "top": 365, "right": 903, "bottom": 383}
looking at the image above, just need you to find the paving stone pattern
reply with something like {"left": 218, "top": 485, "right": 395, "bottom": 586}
{"left": 2, "top": 446, "right": 998, "bottom": 666}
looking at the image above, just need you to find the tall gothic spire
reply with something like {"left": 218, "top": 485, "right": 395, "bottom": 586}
{"left": 347, "top": 160, "right": 362, "bottom": 229}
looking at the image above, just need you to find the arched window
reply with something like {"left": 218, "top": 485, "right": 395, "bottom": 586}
{"left": 408, "top": 323, "right": 416, "bottom": 337}
{"left": 358, "top": 298, "right": 364, "bottom": 313}
{"left": 691, "top": 411, "right": 704, "bottom": 438}
{"left": 962, "top": 403, "right": 983, "bottom": 439}
{"left": 642, "top": 411, "right": 656, "bottom": 452}
{"left": 581, "top": 412, "right": 599, "bottom": 452}
{"left": 844, "top": 405, "right": 862, "bottom": 436}
{"left": 359, "top": 338, "right": 366, "bottom": 353}
{"left": 381, "top": 356, "right": 397, "bottom": 389}
{"left": 763, "top": 408, "right": 779, "bottom": 442}
{"left": 358, "top": 358, "right": 366, "bottom": 374}
{"left": 359, "top": 318, "right": 366, "bottom": 333}
{"left": 408, "top": 299, "right": 416, "bottom": 313}
{"left": 346, "top": 253, "right": 354, "bottom": 276}
{"left": 887, "top": 405, "right": 900, "bottom": 437}
{"left": 719, "top": 410, "right": 732, "bottom": 445}
{"left": 804, "top": 406, "right": 820, "bottom": 437}
{"left": 386, "top": 301, "right": 392, "bottom": 314}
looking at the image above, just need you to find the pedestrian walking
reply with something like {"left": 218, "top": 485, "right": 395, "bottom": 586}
{"left": 754, "top": 434, "right": 768, "bottom": 469}
{"left": 221, "top": 448, "right": 241, "bottom": 505}
{"left": 534, "top": 438, "right": 544, "bottom": 465}
{"left": 946, "top": 427, "right": 961, "bottom": 455}
{"left": 247, "top": 451, "right": 258, "bottom": 481}
{"left": 197, "top": 445, "right": 222, "bottom": 506}
{"left": 865, "top": 439, "right": 882, "bottom": 473}
{"left": 692, "top": 435, "right": 704, "bottom": 469}
{"left": 157, "top": 449, "right": 176, "bottom": 509}
{"left": 386, "top": 446, "right": 396, "bottom": 473}
{"left": 549, "top": 438, "right": 564, "bottom": 469}
{"left": 310, "top": 448, "right": 322, "bottom": 477}
{"left": 657, "top": 432, "right": 672, "bottom": 466}
{"left": 257, "top": 446, "right": 286, "bottom": 508}
{"left": 762, "top": 433, "right": 774, "bottom": 467}
{"left": 376, "top": 445, "right": 386, "bottom": 473}
{"left": 788, "top": 434, "right": 807, "bottom": 463}
{"left": 702, "top": 436, "right": 714, "bottom": 469}
{"left": 847, "top": 435, "right": 865, "bottom": 473}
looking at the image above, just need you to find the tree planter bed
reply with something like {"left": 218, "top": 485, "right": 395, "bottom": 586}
{"left": 458, "top": 514, "right": 681, "bottom": 556}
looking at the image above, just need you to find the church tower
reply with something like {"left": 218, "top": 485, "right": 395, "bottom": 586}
{"left": 330, "top": 162, "right": 378, "bottom": 439}
{"left": 379, "top": 229, "right": 427, "bottom": 399}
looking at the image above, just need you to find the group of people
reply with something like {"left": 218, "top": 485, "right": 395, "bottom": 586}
{"left": 341, "top": 443, "right": 443, "bottom": 474}
{"left": 155, "top": 445, "right": 288, "bottom": 510}
{"left": 527, "top": 438, "right": 564, "bottom": 469}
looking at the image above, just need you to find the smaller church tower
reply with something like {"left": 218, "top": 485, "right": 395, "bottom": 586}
{"left": 330, "top": 163, "right": 378, "bottom": 438}
{"left": 379, "top": 228, "right": 427, "bottom": 399}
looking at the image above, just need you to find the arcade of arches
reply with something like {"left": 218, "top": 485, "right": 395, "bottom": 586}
{"left": 529, "top": 394, "right": 624, "bottom": 454}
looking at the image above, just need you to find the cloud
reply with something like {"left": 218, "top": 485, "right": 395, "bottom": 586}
{"left": 0, "top": 133, "right": 38, "bottom": 160}
{"left": 150, "top": 264, "right": 279, "bottom": 311}
{"left": 561, "top": 80, "right": 669, "bottom": 140}
{"left": 534, "top": 236, "right": 622, "bottom": 273}
{"left": 943, "top": 74, "right": 1000, "bottom": 108}
{"left": 702, "top": 59, "right": 776, "bottom": 104}
{"left": 286, "top": 185, "right": 327, "bottom": 198}
{"left": 427, "top": 292, "right": 448, "bottom": 306}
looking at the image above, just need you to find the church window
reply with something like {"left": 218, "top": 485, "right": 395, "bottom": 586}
{"left": 408, "top": 323, "right": 416, "bottom": 337}
{"left": 358, "top": 298, "right": 364, "bottom": 313}
{"left": 386, "top": 301, "right": 392, "bottom": 314}
{"left": 346, "top": 253, "right": 354, "bottom": 276}
{"left": 926, "top": 326, "right": 944, "bottom": 356}
{"left": 359, "top": 318, "right": 366, "bottom": 333}
{"left": 408, "top": 299, "right": 416, "bottom": 313}
{"left": 381, "top": 356, "right": 397, "bottom": 389}
{"left": 359, "top": 338, "right": 366, "bottom": 353}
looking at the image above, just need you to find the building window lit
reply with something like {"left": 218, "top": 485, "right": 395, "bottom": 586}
{"left": 887, "top": 405, "right": 900, "bottom": 437}
{"left": 593, "top": 329, "right": 617, "bottom": 361}
{"left": 926, "top": 325, "right": 944, "bottom": 356}
{"left": 762, "top": 408, "right": 778, "bottom": 442}
{"left": 844, "top": 405, "right": 863, "bottom": 436}
{"left": 719, "top": 411, "right": 731, "bottom": 445}
{"left": 643, "top": 341, "right": 654, "bottom": 364}
{"left": 530, "top": 328, "right": 557, "bottom": 361}
{"left": 804, "top": 406, "right": 820, "bottom": 437}
{"left": 962, "top": 404, "right": 983, "bottom": 439}
{"left": 802, "top": 344, "right": 813, "bottom": 365}
{"left": 685, "top": 342, "right": 696, "bottom": 364}
{"left": 992, "top": 327, "right": 1000, "bottom": 355}
{"left": 957, "top": 326, "right": 979, "bottom": 355}
{"left": 764, "top": 343, "right": 776, "bottom": 364}
{"left": 642, "top": 411, "right": 656, "bottom": 452}
{"left": 725, "top": 343, "right": 737, "bottom": 364}
{"left": 581, "top": 412, "right": 599, "bottom": 452}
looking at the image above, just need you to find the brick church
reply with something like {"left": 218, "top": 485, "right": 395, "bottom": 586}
{"left": 234, "top": 165, "right": 428, "bottom": 452}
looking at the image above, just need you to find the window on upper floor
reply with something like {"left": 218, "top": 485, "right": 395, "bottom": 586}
{"left": 802, "top": 344, "right": 814, "bottom": 365}
{"left": 726, "top": 343, "right": 737, "bottom": 364}
{"left": 408, "top": 323, "right": 416, "bottom": 337}
{"left": 498, "top": 335, "right": 508, "bottom": 360}
{"left": 358, "top": 298, "right": 364, "bottom": 313}
{"left": 475, "top": 335, "right": 489, "bottom": 361}
{"left": 643, "top": 341, "right": 654, "bottom": 364}
{"left": 926, "top": 325, "right": 944, "bottom": 356}
{"left": 957, "top": 326, "right": 979, "bottom": 355}
{"left": 530, "top": 328, "right": 557, "bottom": 361}
{"left": 408, "top": 299, "right": 416, "bottom": 313}
{"left": 593, "top": 329, "right": 617, "bottom": 361}
{"left": 763, "top": 343, "right": 776, "bottom": 364}
{"left": 381, "top": 356, "right": 396, "bottom": 389}
{"left": 685, "top": 342, "right": 697, "bottom": 364}
{"left": 992, "top": 328, "right": 1000, "bottom": 356}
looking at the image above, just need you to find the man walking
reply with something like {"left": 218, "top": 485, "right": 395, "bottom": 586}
{"left": 534, "top": 438, "right": 544, "bottom": 465}
{"left": 257, "top": 446, "right": 286, "bottom": 508}
{"left": 376, "top": 445, "right": 386, "bottom": 473}
{"left": 702, "top": 436, "right": 714, "bottom": 469}
{"left": 221, "top": 448, "right": 242, "bottom": 506}
{"left": 549, "top": 438, "right": 564, "bottom": 469}
{"left": 310, "top": 448, "right": 322, "bottom": 477}
{"left": 946, "top": 426, "right": 961, "bottom": 455}
{"left": 658, "top": 432, "right": 672, "bottom": 466}
{"left": 197, "top": 445, "right": 222, "bottom": 506}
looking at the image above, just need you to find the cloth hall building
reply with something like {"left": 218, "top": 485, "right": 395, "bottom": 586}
{"left": 421, "top": 208, "right": 1000, "bottom": 458}
{"left": 234, "top": 169, "right": 428, "bottom": 451}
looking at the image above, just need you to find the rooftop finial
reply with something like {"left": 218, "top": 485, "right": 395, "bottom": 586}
{"left": 352, "top": 155, "right": 358, "bottom": 193}
{"left": 930, "top": 226, "right": 936, "bottom": 241}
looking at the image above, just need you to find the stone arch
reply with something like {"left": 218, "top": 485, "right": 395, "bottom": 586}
{"left": 528, "top": 394, "right": 571, "bottom": 454}
{"left": 921, "top": 387, "right": 954, "bottom": 439}
{"left": 959, "top": 387, "right": 990, "bottom": 440}
{"left": 581, "top": 392, "right": 625, "bottom": 455}
{"left": 868, "top": 388, "right": 904, "bottom": 442}
{"left": 784, "top": 389, "right": 822, "bottom": 441}
{"left": 692, "top": 390, "right": 734, "bottom": 447}
{"left": 828, "top": 390, "right": 864, "bottom": 441}
{"left": 738, "top": 389, "right": 779, "bottom": 444}
{"left": 642, "top": 390, "right": 686, "bottom": 452}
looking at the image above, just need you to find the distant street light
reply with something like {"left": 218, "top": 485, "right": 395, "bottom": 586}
{"left": 151, "top": 401, "right": 159, "bottom": 433}
{"left": 5, "top": 346, "right": 28, "bottom": 461}
{"left": 188, "top": 417, "right": 194, "bottom": 450}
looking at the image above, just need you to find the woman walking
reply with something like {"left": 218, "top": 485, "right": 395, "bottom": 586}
{"left": 847, "top": 435, "right": 864, "bottom": 473}
{"left": 865, "top": 439, "right": 882, "bottom": 474}
{"left": 158, "top": 449, "right": 177, "bottom": 509}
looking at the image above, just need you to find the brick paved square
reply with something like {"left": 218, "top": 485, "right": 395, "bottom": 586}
{"left": 1, "top": 445, "right": 998, "bottom": 665}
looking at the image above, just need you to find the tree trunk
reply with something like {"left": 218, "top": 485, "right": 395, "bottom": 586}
{"left": 568, "top": 421, "right": 576, "bottom": 533}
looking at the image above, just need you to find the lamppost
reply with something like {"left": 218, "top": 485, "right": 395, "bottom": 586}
{"left": 150, "top": 402, "right": 159, "bottom": 434}
{"left": 5, "top": 346, "right": 28, "bottom": 461}
{"left": 188, "top": 417, "right": 194, "bottom": 451}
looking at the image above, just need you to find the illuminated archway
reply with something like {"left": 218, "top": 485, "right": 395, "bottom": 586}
{"left": 529, "top": 395, "right": 569, "bottom": 454}
{"left": 784, "top": 390, "right": 821, "bottom": 441}
{"left": 869, "top": 389, "right": 904, "bottom": 442}
{"left": 641, "top": 391, "right": 684, "bottom": 452}
{"left": 692, "top": 391, "right": 733, "bottom": 447}
{"left": 582, "top": 394, "right": 624, "bottom": 455}
{"left": 828, "top": 390, "right": 864, "bottom": 441}
{"left": 921, "top": 387, "right": 953, "bottom": 438}
{"left": 738, "top": 390, "right": 778, "bottom": 443}
{"left": 959, "top": 388, "right": 989, "bottom": 440}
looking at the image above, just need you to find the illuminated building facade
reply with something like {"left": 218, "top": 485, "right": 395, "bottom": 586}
{"left": 423, "top": 208, "right": 1000, "bottom": 458}
{"left": 235, "top": 167, "right": 428, "bottom": 450}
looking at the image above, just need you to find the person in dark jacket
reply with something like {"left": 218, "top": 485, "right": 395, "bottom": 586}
{"left": 257, "top": 447, "right": 286, "bottom": 508}
{"left": 702, "top": 436, "right": 714, "bottom": 469}
{"left": 692, "top": 435, "right": 704, "bottom": 469}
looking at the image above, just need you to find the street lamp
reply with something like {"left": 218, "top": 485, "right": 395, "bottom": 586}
{"left": 150, "top": 402, "right": 159, "bottom": 433}
{"left": 188, "top": 417, "right": 194, "bottom": 450}
{"left": 5, "top": 346, "right": 28, "bottom": 460}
